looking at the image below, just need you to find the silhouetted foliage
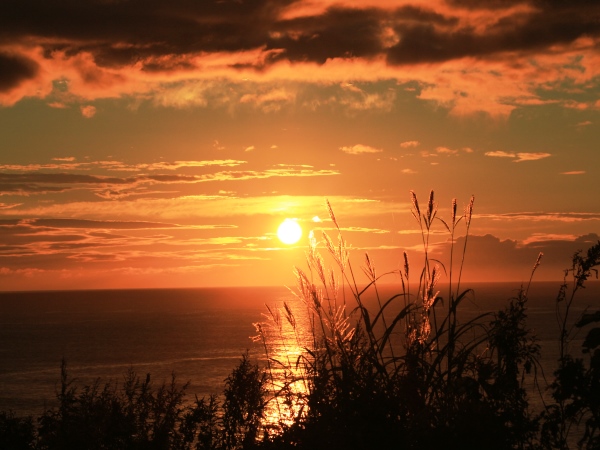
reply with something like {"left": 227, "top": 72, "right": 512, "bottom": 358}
{"left": 539, "top": 241, "right": 600, "bottom": 450}
{"left": 35, "top": 359, "right": 193, "bottom": 450}
{"left": 0, "top": 411, "right": 35, "bottom": 450}
{"left": 1, "top": 353, "right": 266, "bottom": 450}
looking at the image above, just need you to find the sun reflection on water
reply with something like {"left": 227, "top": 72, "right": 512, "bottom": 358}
{"left": 253, "top": 297, "right": 314, "bottom": 428}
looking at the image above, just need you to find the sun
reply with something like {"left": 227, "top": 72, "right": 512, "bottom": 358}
{"left": 277, "top": 219, "right": 302, "bottom": 245}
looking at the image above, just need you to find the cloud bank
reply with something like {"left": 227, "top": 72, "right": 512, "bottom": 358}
{"left": 0, "top": 0, "right": 598, "bottom": 115}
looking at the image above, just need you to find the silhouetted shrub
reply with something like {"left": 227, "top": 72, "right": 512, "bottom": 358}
{"left": 539, "top": 242, "right": 600, "bottom": 450}
{"left": 0, "top": 411, "right": 35, "bottom": 450}
{"left": 25, "top": 353, "right": 266, "bottom": 450}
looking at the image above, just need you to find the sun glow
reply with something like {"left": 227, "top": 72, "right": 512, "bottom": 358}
{"left": 277, "top": 219, "right": 302, "bottom": 245}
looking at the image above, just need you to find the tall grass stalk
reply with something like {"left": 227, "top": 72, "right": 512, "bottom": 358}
{"left": 253, "top": 190, "right": 542, "bottom": 449}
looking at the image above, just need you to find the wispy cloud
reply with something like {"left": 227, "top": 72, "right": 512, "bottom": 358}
{"left": 80, "top": 105, "right": 96, "bottom": 118}
{"left": 340, "top": 226, "right": 390, "bottom": 234}
{"left": 485, "top": 151, "right": 551, "bottom": 162}
{"left": 477, "top": 212, "right": 600, "bottom": 223}
{"left": 0, "top": 219, "right": 253, "bottom": 267}
{"left": 0, "top": 202, "right": 22, "bottom": 209}
{"left": 485, "top": 151, "right": 517, "bottom": 158}
{"left": 560, "top": 170, "right": 586, "bottom": 175}
{"left": 521, "top": 233, "right": 579, "bottom": 245}
{"left": 340, "top": 144, "right": 383, "bottom": 155}
{"left": 400, "top": 140, "right": 420, "bottom": 148}
{"left": 7, "top": 218, "right": 236, "bottom": 230}
{"left": 436, "top": 146, "right": 458, "bottom": 155}
{"left": 514, "top": 152, "right": 551, "bottom": 162}
{"left": 239, "top": 87, "right": 296, "bottom": 112}
{"left": 0, "top": 195, "right": 407, "bottom": 221}
{"left": 52, "top": 157, "right": 75, "bottom": 162}
{"left": 0, "top": 159, "right": 339, "bottom": 198}
{"left": 0, "top": 159, "right": 247, "bottom": 172}
{"left": 337, "top": 83, "right": 397, "bottom": 112}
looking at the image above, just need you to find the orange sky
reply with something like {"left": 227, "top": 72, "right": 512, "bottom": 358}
{"left": 0, "top": 0, "right": 599, "bottom": 290}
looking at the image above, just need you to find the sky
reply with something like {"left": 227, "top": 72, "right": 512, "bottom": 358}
{"left": 0, "top": 0, "right": 599, "bottom": 291}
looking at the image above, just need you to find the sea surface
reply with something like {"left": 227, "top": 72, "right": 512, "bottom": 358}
{"left": 1, "top": 281, "right": 599, "bottom": 417}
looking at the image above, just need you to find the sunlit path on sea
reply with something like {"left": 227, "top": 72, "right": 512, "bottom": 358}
{"left": 1, "top": 282, "right": 598, "bottom": 419}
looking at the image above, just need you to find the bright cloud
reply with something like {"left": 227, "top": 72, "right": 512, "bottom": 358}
{"left": 436, "top": 147, "right": 458, "bottom": 155}
{"left": 80, "top": 105, "right": 97, "bottom": 118}
{"left": 400, "top": 141, "right": 420, "bottom": 148}
{"left": 522, "top": 233, "right": 579, "bottom": 245}
{"left": 514, "top": 152, "right": 552, "bottom": 162}
{"left": 340, "top": 144, "right": 383, "bottom": 155}
{"left": 485, "top": 151, "right": 516, "bottom": 158}
{"left": 485, "top": 151, "right": 551, "bottom": 162}
{"left": 52, "top": 157, "right": 76, "bottom": 162}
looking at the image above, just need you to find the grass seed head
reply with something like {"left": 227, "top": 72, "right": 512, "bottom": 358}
{"left": 533, "top": 252, "right": 543, "bottom": 271}
{"left": 326, "top": 199, "right": 339, "bottom": 230}
{"left": 363, "top": 252, "right": 376, "bottom": 281}
{"left": 410, "top": 190, "right": 421, "bottom": 224}
{"left": 427, "top": 190, "right": 435, "bottom": 218}
{"left": 465, "top": 195, "right": 475, "bottom": 227}
{"left": 451, "top": 198, "right": 457, "bottom": 226}
{"left": 425, "top": 190, "right": 437, "bottom": 227}
{"left": 329, "top": 269, "right": 339, "bottom": 298}
{"left": 283, "top": 301, "right": 296, "bottom": 329}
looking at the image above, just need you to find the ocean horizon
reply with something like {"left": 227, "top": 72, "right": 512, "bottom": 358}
{"left": 1, "top": 281, "right": 599, "bottom": 417}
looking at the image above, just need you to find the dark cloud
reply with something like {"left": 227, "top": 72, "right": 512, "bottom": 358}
{"left": 0, "top": 173, "right": 133, "bottom": 184}
{"left": 435, "top": 233, "right": 600, "bottom": 281}
{"left": 0, "top": 52, "right": 39, "bottom": 92}
{"left": 0, "top": 172, "right": 193, "bottom": 197}
{"left": 0, "top": 218, "right": 165, "bottom": 253}
{"left": 394, "top": 5, "right": 459, "bottom": 25}
{"left": 32, "top": 218, "right": 180, "bottom": 229}
{"left": 0, "top": 183, "right": 70, "bottom": 195}
{"left": 0, "top": 219, "right": 20, "bottom": 226}
{"left": 266, "top": 6, "right": 452, "bottom": 64}
{"left": 145, "top": 174, "right": 198, "bottom": 183}
{"left": 0, "top": 172, "right": 136, "bottom": 196}
{"left": 0, "top": 230, "right": 87, "bottom": 246}
{"left": 0, "top": 0, "right": 296, "bottom": 68}
{"left": 0, "top": 0, "right": 597, "bottom": 74}
{"left": 444, "top": 0, "right": 524, "bottom": 10}
{"left": 0, "top": 166, "right": 338, "bottom": 197}
{"left": 268, "top": 7, "right": 385, "bottom": 63}
{"left": 388, "top": 4, "right": 600, "bottom": 64}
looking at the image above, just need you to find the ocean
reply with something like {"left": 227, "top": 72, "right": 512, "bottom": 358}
{"left": 1, "top": 281, "right": 599, "bottom": 417}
